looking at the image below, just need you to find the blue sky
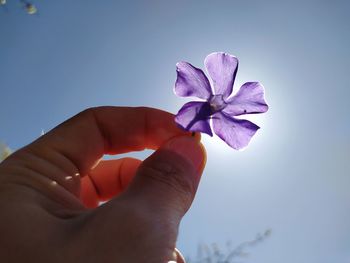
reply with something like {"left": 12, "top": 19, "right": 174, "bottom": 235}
{"left": 1, "top": 1, "right": 350, "bottom": 262}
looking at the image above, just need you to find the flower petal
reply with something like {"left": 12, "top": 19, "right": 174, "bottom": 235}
{"left": 223, "top": 82, "right": 269, "bottom": 116}
{"left": 204, "top": 52, "right": 238, "bottom": 99}
{"left": 212, "top": 112, "right": 259, "bottom": 150}
{"left": 175, "top": 101, "right": 213, "bottom": 136}
{"left": 175, "top": 62, "right": 212, "bottom": 99}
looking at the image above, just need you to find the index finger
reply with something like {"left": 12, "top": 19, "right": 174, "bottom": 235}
{"left": 31, "top": 106, "right": 190, "bottom": 175}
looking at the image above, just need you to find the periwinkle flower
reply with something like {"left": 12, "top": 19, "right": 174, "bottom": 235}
{"left": 174, "top": 52, "right": 268, "bottom": 150}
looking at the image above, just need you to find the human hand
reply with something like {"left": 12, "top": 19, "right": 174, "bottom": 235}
{"left": 0, "top": 107, "right": 206, "bottom": 263}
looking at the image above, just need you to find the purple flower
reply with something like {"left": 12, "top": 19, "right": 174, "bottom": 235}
{"left": 174, "top": 52, "right": 268, "bottom": 150}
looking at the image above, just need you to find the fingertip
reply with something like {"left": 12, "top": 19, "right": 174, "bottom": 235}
{"left": 80, "top": 176, "right": 99, "bottom": 208}
{"left": 118, "top": 157, "right": 142, "bottom": 189}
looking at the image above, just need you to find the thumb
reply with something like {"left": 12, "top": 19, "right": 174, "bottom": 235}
{"left": 76, "top": 135, "right": 206, "bottom": 262}
{"left": 125, "top": 135, "right": 206, "bottom": 221}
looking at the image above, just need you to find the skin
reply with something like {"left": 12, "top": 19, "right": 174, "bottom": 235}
{"left": 0, "top": 106, "right": 206, "bottom": 263}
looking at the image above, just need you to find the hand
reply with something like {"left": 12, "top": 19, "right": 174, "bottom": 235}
{"left": 0, "top": 107, "right": 206, "bottom": 263}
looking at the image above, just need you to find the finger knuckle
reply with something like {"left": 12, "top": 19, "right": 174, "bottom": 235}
{"left": 142, "top": 159, "right": 195, "bottom": 199}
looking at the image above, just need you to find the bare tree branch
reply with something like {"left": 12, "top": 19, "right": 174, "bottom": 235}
{"left": 187, "top": 229, "right": 271, "bottom": 263}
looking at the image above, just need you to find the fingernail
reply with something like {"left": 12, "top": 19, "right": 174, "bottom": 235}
{"left": 163, "top": 136, "right": 206, "bottom": 173}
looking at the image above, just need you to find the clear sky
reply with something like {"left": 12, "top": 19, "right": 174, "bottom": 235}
{"left": 1, "top": 0, "right": 350, "bottom": 262}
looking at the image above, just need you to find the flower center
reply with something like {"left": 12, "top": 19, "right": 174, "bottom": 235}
{"left": 209, "top": 94, "right": 226, "bottom": 113}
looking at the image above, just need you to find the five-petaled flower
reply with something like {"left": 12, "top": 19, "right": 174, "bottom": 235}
{"left": 174, "top": 52, "right": 268, "bottom": 150}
